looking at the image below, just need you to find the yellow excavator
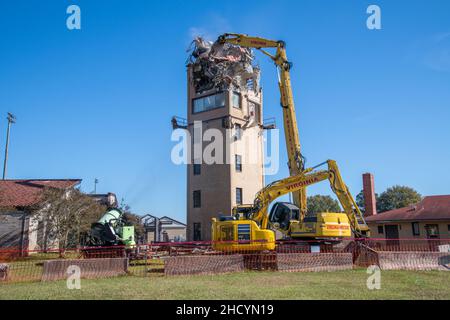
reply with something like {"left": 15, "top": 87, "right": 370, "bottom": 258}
{"left": 211, "top": 34, "right": 369, "bottom": 251}
{"left": 217, "top": 33, "right": 308, "bottom": 219}
{"left": 212, "top": 160, "right": 369, "bottom": 251}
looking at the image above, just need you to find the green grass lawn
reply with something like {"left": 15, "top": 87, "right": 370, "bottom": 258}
{"left": 1, "top": 269, "right": 449, "bottom": 300}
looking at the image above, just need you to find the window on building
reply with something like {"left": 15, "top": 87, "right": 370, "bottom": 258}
{"left": 236, "top": 188, "right": 243, "bottom": 205}
{"left": 234, "top": 123, "right": 242, "bottom": 140}
{"left": 378, "top": 225, "right": 384, "bottom": 234}
{"left": 193, "top": 223, "right": 202, "bottom": 241}
{"left": 246, "top": 78, "right": 255, "bottom": 91}
{"left": 192, "top": 92, "right": 226, "bottom": 114}
{"left": 193, "top": 164, "right": 201, "bottom": 175}
{"left": 412, "top": 222, "right": 420, "bottom": 236}
{"left": 425, "top": 224, "right": 439, "bottom": 239}
{"left": 232, "top": 92, "right": 241, "bottom": 109}
{"left": 247, "top": 101, "right": 260, "bottom": 123}
{"left": 448, "top": 224, "right": 450, "bottom": 232}
{"left": 193, "top": 190, "right": 201, "bottom": 208}
{"left": 235, "top": 155, "right": 242, "bottom": 172}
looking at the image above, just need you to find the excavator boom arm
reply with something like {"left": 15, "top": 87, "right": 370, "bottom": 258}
{"left": 249, "top": 160, "right": 369, "bottom": 236}
{"left": 218, "top": 33, "right": 280, "bottom": 49}
{"left": 326, "top": 160, "right": 368, "bottom": 237}
{"left": 218, "top": 33, "right": 307, "bottom": 217}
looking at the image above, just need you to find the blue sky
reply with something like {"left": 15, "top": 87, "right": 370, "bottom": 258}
{"left": 1, "top": 1, "right": 449, "bottom": 222}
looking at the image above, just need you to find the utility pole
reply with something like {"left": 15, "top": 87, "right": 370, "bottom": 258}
{"left": 2, "top": 113, "right": 16, "bottom": 180}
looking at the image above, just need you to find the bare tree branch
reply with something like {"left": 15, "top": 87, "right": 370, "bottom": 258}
{"left": 29, "top": 187, "right": 106, "bottom": 255}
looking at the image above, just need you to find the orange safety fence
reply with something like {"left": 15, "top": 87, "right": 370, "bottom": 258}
{"left": 0, "top": 238, "right": 449, "bottom": 283}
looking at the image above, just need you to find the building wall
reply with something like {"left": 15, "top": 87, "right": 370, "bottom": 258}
{"left": 0, "top": 211, "right": 27, "bottom": 248}
{"left": 146, "top": 231, "right": 155, "bottom": 243}
{"left": 369, "top": 221, "right": 450, "bottom": 239}
{"left": 186, "top": 66, "right": 265, "bottom": 241}
{"left": 0, "top": 210, "right": 58, "bottom": 253}
{"left": 146, "top": 228, "right": 186, "bottom": 243}
{"left": 27, "top": 216, "right": 38, "bottom": 251}
{"left": 164, "top": 228, "right": 186, "bottom": 242}
{"left": 27, "top": 210, "right": 59, "bottom": 252}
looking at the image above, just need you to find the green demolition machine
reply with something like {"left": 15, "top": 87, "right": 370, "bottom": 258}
{"left": 82, "top": 208, "right": 136, "bottom": 258}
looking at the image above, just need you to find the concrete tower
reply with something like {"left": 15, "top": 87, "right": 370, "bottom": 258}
{"left": 184, "top": 39, "right": 265, "bottom": 240}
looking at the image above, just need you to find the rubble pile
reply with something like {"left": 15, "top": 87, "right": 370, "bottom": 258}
{"left": 187, "top": 37, "right": 260, "bottom": 94}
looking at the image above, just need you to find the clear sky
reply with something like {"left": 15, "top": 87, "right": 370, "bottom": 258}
{"left": 1, "top": 1, "right": 449, "bottom": 222}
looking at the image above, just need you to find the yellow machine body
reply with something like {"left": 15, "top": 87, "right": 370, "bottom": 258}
{"left": 211, "top": 218, "right": 276, "bottom": 251}
{"left": 288, "top": 212, "right": 351, "bottom": 238}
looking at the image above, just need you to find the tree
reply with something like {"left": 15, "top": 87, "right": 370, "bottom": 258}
{"left": 377, "top": 185, "right": 421, "bottom": 213}
{"left": 356, "top": 185, "right": 421, "bottom": 213}
{"left": 307, "top": 195, "right": 341, "bottom": 215}
{"left": 30, "top": 187, "right": 106, "bottom": 255}
{"left": 355, "top": 190, "right": 379, "bottom": 214}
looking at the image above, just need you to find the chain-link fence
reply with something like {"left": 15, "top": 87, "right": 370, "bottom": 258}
{"left": 0, "top": 238, "right": 449, "bottom": 283}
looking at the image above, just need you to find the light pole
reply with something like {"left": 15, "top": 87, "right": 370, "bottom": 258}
{"left": 2, "top": 112, "right": 16, "bottom": 180}
{"left": 94, "top": 178, "right": 99, "bottom": 193}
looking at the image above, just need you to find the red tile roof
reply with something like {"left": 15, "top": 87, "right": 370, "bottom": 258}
{"left": 0, "top": 179, "right": 81, "bottom": 208}
{"left": 365, "top": 195, "right": 450, "bottom": 222}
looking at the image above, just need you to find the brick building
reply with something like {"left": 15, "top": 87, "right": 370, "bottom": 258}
{"left": 362, "top": 173, "right": 450, "bottom": 239}
{"left": 0, "top": 179, "right": 81, "bottom": 252}
{"left": 365, "top": 195, "right": 450, "bottom": 239}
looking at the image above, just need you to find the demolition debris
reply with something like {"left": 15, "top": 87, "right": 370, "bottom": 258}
{"left": 187, "top": 36, "right": 260, "bottom": 94}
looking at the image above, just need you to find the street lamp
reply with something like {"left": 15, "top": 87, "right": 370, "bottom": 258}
{"left": 2, "top": 112, "right": 16, "bottom": 180}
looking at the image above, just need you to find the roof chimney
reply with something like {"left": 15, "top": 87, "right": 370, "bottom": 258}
{"left": 362, "top": 173, "right": 377, "bottom": 216}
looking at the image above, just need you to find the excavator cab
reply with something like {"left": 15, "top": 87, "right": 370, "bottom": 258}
{"left": 231, "top": 204, "right": 254, "bottom": 220}
{"left": 269, "top": 202, "right": 299, "bottom": 231}
{"left": 268, "top": 202, "right": 353, "bottom": 239}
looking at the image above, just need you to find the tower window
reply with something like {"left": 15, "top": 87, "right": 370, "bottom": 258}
{"left": 192, "top": 92, "right": 226, "bottom": 114}
{"left": 232, "top": 92, "right": 241, "bottom": 109}
{"left": 236, "top": 188, "right": 243, "bottom": 205}
{"left": 193, "top": 190, "right": 201, "bottom": 208}
{"left": 248, "top": 101, "right": 261, "bottom": 123}
{"left": 246, "top": 78, "right": 255, "bottom": 91}
{"left": 235, "top": 155, "right": 242, "bottom": 172}
{"left": 193, "top": 164, "right": 201, "bottom": 175}
{"left": 235, "top": 124, "right": 242, "bottom": 140}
